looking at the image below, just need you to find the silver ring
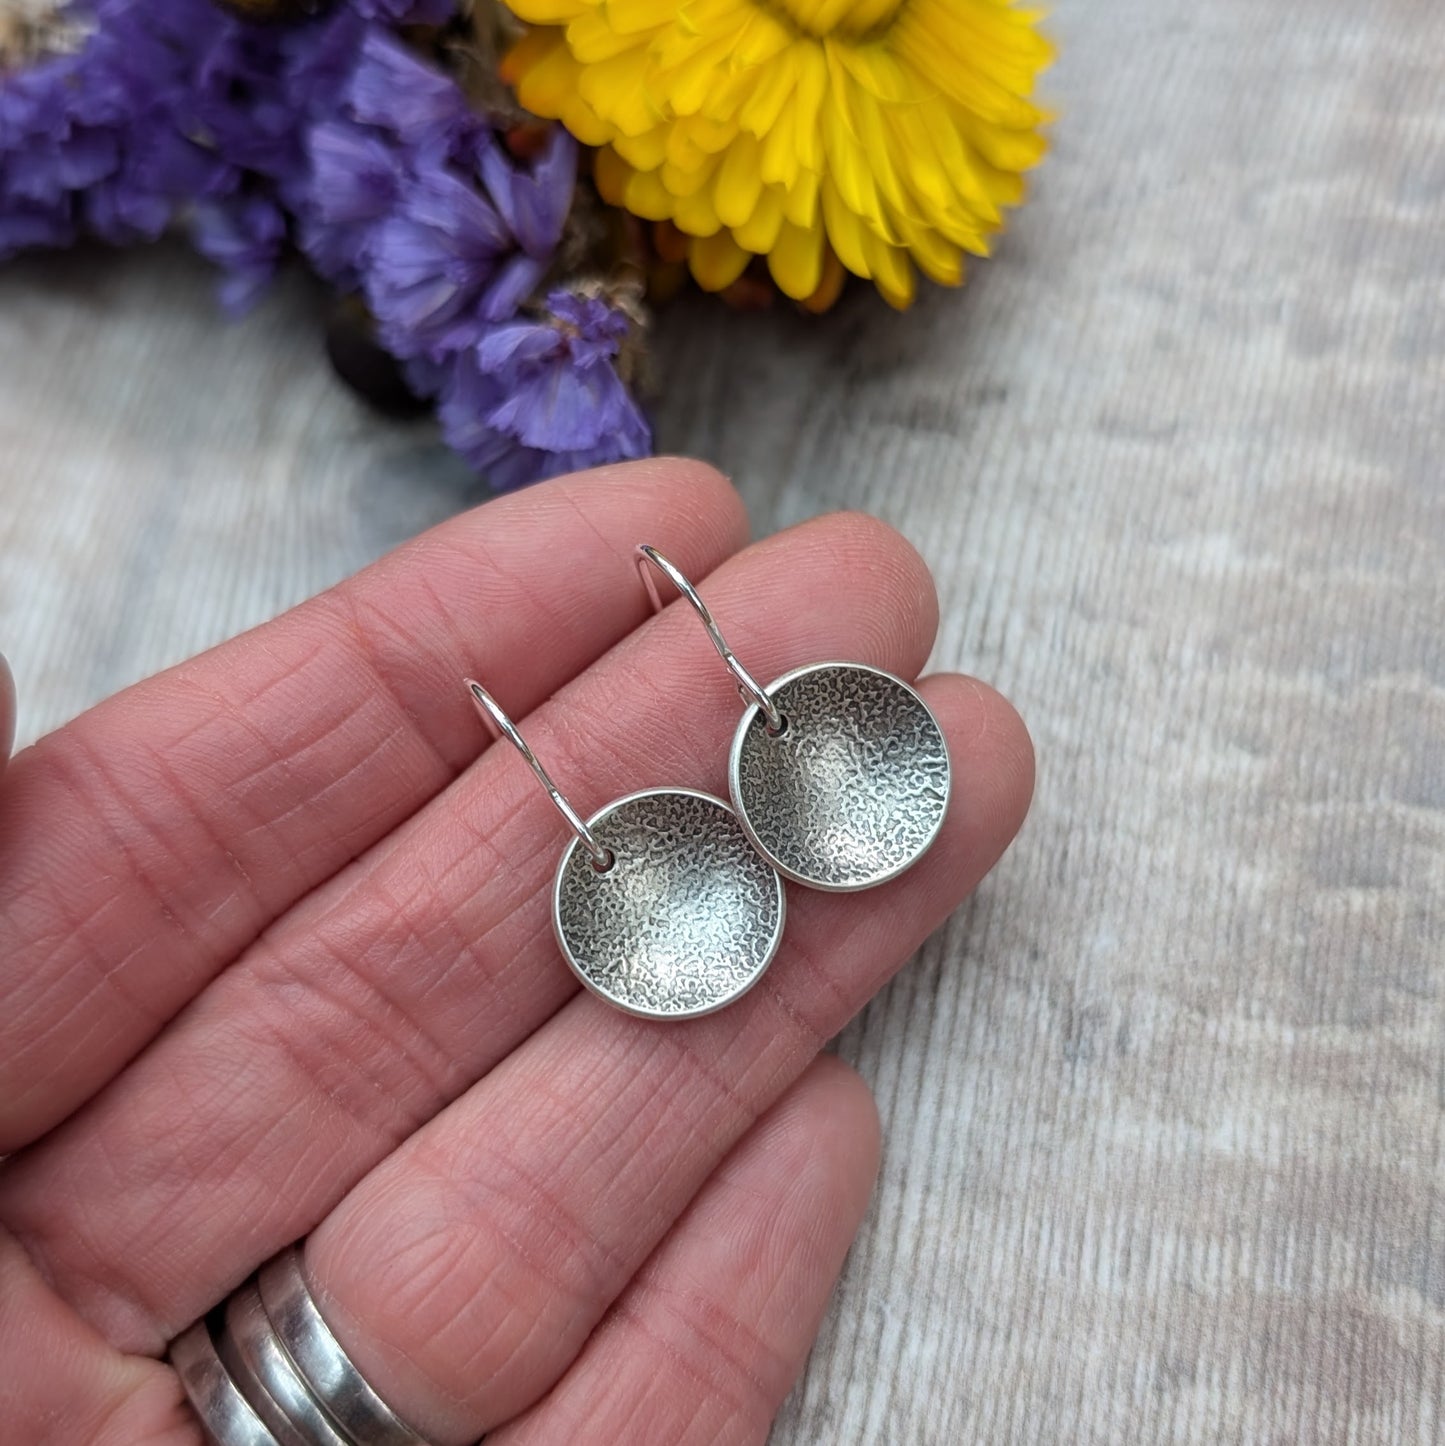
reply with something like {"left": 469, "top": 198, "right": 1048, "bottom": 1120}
{"left": 169, "top": 1245, "right": 435, "bottom": 1446}
{"left": 465, "top": 678, "right": 614, "bottom": 872}
{"left": 170, "top": 1314, "right": 281, "bottom": 1446}
{"left": 218, "top": 1285, "right": 351, "bottom": 1446}
{"left": 635, "top": 545, "right": 785, "bottom": 734}
{"left": 256, "top": 1248, "right": 432, "bottom": 1446}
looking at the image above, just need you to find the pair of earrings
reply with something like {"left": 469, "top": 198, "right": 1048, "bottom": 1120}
{"left": 466, "top": 545, "right": 951, "bottom": 1020}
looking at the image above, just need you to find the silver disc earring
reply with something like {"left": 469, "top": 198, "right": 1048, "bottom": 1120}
{"left": 464, "top": 680, "right": 786, "bottom": 1019}
{"left": 636, "top": 546, "right": 951, "bottom": 893}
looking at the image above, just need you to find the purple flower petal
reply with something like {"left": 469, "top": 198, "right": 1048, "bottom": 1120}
{"left": 345, "top": 30, "right": 469, "bottom": 149}
{"left": 437, "top": 290, "right": 650, "bottom": 488}
{"left": 476, "top": 127, "right": 576, "bottom": 258}
{"left": 361, "top": 163, "right": 513, "bottom": 356}
{"left": 84, "top": 171, "right": 172, "bottom": 243}
{"left": 477, "top": 250, "right": 547, "bottom": 322}
{"left": 0, "top": 203, "right": 77, "bottom": 258}
{"left": 307, "top": 121, "right": 401, "bottom": 226}
{"left": 192, "top": 195, "right": 287, "bottom": 315}
{"left": 285, "top": 10, "right": 368, "bottom": 112}
{"left": 352, "top": 0, "right": 454, "bottom": 21}
{"left": 474, "top": 320, "right": 565, "bottom": 372}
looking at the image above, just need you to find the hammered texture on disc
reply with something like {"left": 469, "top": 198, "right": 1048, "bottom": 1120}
{"left": 553, "top": 789, "right": 786, "bottom": 1019}
{"left": 730, "top": 662, "right": 951, "bottom": 891}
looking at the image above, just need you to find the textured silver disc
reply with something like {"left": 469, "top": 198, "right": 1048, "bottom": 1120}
{"left": 729, "top": 662, "right": 950, "bottom": 892}
{"left": 553, "top": 788, "right": 786, "bottom": 1019}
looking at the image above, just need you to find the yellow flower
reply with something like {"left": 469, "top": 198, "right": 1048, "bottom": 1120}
{"left": 499, "top": 0, "right": 1052, "bottom": 308}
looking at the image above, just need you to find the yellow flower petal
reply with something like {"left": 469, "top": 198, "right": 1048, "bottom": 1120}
{"left": 504, "top": 26, "right": 574, "bottom": 115}
{"left": 503, "top": 0, "right": 589, "bottom": 24}
{"left": 733, "top": 183, "right": 785, "bottom": 252}
{"left": 508, "top": 31, "right": 618, "bottom": 148}
{"left": 896, "top": 216, "right": 964, "bottom": 287}
{"left": 558, "top": 94, "right": 614, "bottom": 148}
{"left": 767, "top": 216, "right": 825, "bottom": 299}
{"left": 499, "top": 25, "right": 557, "bottom": 87}
{"left": 801, "top": 247, "right": 847, "bottom": 313}
{"left": 820, "top": 175, "right": 870, "bottom": 277}
{"left": 579, "top": 48, "right": 664, "bottom": 135}
{"left": 603, "top": 0, "right": 681, "bottom": 35}
{"left": 593, "top": 144, "right": 632, "bottom": 206}
{"left": 613, "top": 124, "right": 670, "bottom": 172}
{"left": 661, "top": 152, "right": 721, "bottom": 198}
{"left": 790, "top": 40, "right": 828, "bottom": 174}
{"left": 714, "top": 131, "right": 765, "bottom": 229}
{"left": 690, "top": 229, "right": 753, "bottom": 290}
{"left": 738, "top": 46, "right": 798, "bottom": 137}
{"left": 624, "top": 163, "right": 677, "bottom": 220}
{"left": 502, "top": 0, "right": 1051, "bottom": 307}
{"left": 567, "top": 11, "right": 645, "bottom": 63}
{"left": 862, "top": 228, "right": 914, "bottom": 308}
{"left": 782, "top": 165, "right": 819, "bottom": 227}
{"left": 673, "top": 185, "right": 724, "bottom": 235}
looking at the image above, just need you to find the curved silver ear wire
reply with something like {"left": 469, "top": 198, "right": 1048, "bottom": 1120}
{"left": 635, "top": 544, "right": 785, "bottom": 734}
{"left": 465, "top": 679, "right": 613, "bottom": 872}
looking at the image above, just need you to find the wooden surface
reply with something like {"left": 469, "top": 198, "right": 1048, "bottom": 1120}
{"left": 4, "top": 0, "right": 1445, "bottom": 1440}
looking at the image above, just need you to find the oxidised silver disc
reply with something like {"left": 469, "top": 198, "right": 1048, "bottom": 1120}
{"left": 729, "top": 662, "right": 950, "bottom": 892}
{"left": 552, "top": 788, "right": 786, "bottom": 1019}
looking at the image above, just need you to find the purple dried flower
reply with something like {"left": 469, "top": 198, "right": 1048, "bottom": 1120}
{"left": 177, "top": 17, "right": 304, "bottom": 193}
{"left": 1, "top": 50, "right": 111, "bottom": 206}
{"left": 128, "top": 120, "right": 232, "bottom": 205}
{"left": 475, "top": 249, "right": 549, "bottom": 324}
{"left": 299, "top": 118, "right": 402, "bottom": 282}
{"left": 438, "top": 290, "right": 651, "bottom": 489}
{"left": 476, "top": 126, "right": 577, "bottom": 258}
{"left": 362, "top": 161, "right": 512, "bottom": 357}
{"left": 0, "top": 49, "right": 126, "bottom": 251}
{"left": 0, "top": 0, "right": 302, "bottom": 285}
{"left": 2, "top": 59, "right": 119, "bottom": 200}
{"left": 283, "top": 8, "right": 368, "bottom": 113}
{"left": 83, "top": 146, "right": 175, "bottom": 243}
{"left": 192, "top": 194, "right": 288, "bottom": 314}
{"left": 350, "top": 121, "right": 578, "bottom": 360}
{"left": 0, "top": 2, "right": 652, "bottom": 487}
{"left": 0, "top": 201, "right": 76, "bottom": 255}
{"left": 345, "top": 29, "right": 471, "bottom": 152}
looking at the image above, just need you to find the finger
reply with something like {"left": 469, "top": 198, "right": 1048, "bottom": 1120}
{"left": 0, "top": 1227, "right": 198, "bottom": 1446}
{"left": 295, "top": 672, "right": 1032, "bottom": 1441}
{"left": 489, "top": 1056, "right": 880, "bottom": 1446}
{"left": 0, "top": 458, "right": 746, "bottom": 1149}
{"left": 0, "top": 512, "right": 941, "bottom": 1354}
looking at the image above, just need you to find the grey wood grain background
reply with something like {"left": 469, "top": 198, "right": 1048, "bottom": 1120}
{"left": 3, "top": 0, "right": 1444, "bottom": 1440}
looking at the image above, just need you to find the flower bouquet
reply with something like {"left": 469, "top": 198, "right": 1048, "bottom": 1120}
{"left": 0, "top": 0, "right": 1051, "bottom": 488}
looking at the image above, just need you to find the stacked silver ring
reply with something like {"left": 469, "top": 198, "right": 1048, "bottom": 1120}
{"left": 169, "top": 1246, "right": 435, "bottom": 1446}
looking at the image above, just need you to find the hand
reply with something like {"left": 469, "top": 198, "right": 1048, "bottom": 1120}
{"left": 0, "top": 461, "right": 1032, "bottom": 1445}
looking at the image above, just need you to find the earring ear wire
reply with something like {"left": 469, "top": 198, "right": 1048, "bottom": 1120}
{"left": 636, "top": 545, "right": 785, "bottom": 734}
{"left": 466, "top": 679, "right": 613, "bottom": 872}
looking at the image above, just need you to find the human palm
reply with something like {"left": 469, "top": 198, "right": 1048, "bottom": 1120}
{"left": 0, "top": 461, "right": 1032, "bottom": 1445}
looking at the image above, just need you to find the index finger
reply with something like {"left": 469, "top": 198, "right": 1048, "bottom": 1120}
{"left": 0, "top": 459, "right": 746, "bottom": 1151}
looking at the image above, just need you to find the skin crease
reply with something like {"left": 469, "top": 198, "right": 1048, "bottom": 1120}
{"left": 0, "top": 461, "right": 1034, "bottom": 1446}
